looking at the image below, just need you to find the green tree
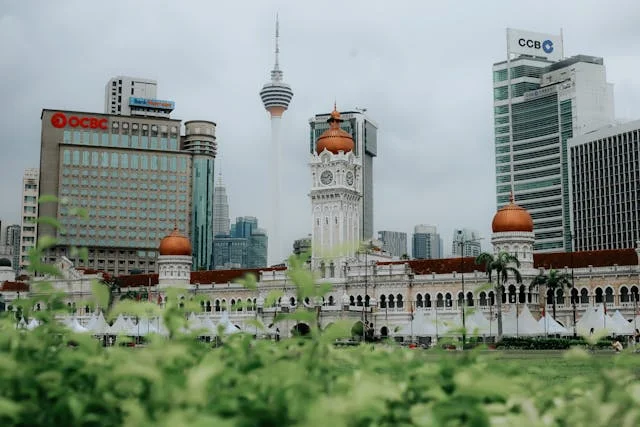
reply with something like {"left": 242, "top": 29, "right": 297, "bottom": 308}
{"left": 475, "top": 251, "right": 522, "bottom": 341}
{"left": 530, "top": 269, "right": 572, "bottom": 319}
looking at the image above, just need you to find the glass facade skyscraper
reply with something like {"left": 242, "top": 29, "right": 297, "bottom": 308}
{"left": 213, "top": 216, "right": 267, "bottom": 269}
{"left": 493, "top": 52, "right": 614, "bottom": 252}
{"left": 183, "top": 121, "right": 217, "bottom": 270}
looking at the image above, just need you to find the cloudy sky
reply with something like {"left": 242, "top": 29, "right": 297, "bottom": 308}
{"left": 1, "top": 0, "right": 640, "bottom": 257}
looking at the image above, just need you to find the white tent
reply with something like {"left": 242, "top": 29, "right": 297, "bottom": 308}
{"left": 502, "top": 305, "right": 543, "bottom": 336}
{"left": 86, "top": 312, "right": 111, "bottom": 335}
{"left": 538, "top": 314, "right": 569, "bottom": 335}
{"left": 397, "top": 311, "right": 444, "bottom": 337}
{"left": 217, "top": 311, "right": 241, "bottom": 335}
{"left": 110, "top": 314, "right": 133, "bottom": 335}
{"left": 576, "top": 306, "right": 610, "bottom": 335}
{"left": 442, "top": 313, "right": 481, "bottom": 336}
{"left": 65, "top": 317, "right": 89, "bottom": 333}
{"left": 610, "top": 311, "right": 634, "bottom": 335}
{"left": 199, "top": 316, "right": 218, "bottom": 336}
{"left": 468, "top": 310, "right": 494, "bottom": 336}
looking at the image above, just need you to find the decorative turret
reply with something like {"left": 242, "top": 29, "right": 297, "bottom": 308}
{"left": 157, "top": 228, "right": 192, "bottom": 288}
{"left": 491, "top": 193, "right": 535, "bottom": 269}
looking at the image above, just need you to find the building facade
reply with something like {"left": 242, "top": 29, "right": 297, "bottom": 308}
{"left": 105, "top": 76, "right": 156, "bottom": 115}
{"left": 412, "top": 225, "right": 441, "bottom": 260}
{"left": 309, "top": 110, "right": 377, "bottom": 241}
{"left": 292, "top": 235, "right": 312, "bottom": 256}
{"left": 451, "top": 228, "right": 482, "bottom": 257}
{"left": 568, "top": 120, "right": 640, "bottom": 251}
{"left": 20, "top": 168, "right": 39, "bottom": 270}
{"left": 493, "top": 29, "right": 615, "bottom": 252}
{"left": 4, "top": 225, "right": 20, "bottom": 272}
{"left": 38, "top": 109, "right": 216, "bottom": 275}
{"left": 377, "top": 231, "right": 408, "bottom": 258}
{"left": 213, "top": 217, "right": 268, "bottom": 269}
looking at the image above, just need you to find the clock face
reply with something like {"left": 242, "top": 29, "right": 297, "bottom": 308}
{"left": 320, "top": 170, "right": 333, "bottom": 185}
{"left": 346, "top": 171, "right": 354, "bottom": 186}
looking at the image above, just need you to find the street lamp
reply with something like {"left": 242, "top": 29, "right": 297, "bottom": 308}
{"left": 570, "top": 232, "right": 577, "bottom": 337}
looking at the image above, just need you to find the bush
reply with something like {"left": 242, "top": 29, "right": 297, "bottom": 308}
{"left": 496, "top": 336, "right": 615, "bottom": 350}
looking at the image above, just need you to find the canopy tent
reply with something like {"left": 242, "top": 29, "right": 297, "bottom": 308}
{"left": 576, "top": 306, "right": 611, "bottom": 335}
{"left": 64, "top": 317, "right": 89, "bottom": 333}
{"left": 217, "top": 311, "right": 242, "bottom": 335}
{"left": 538, "top": 314, "right": 569, "bottom": 335}
{"left": 610, "top": 311, "right": 635, "bottom": 335}
{"left": 85, "top": 312, "right": 112, "bottom": 335}
{"left": 127, "top": 317, "right": 168, "bottom": 337}
{"left": 110, "top": 314, "right": 134, "bottom": 335}
{"left": 442, "top": 313, "right": 481, "bottom": 336}
{"left": 397, "top": 311, "right": 444, "bottom": 337}
{"left": 502, "top": 305, "right": 543, "bottom": 336}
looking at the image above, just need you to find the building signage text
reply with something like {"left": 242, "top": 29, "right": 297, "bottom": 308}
{"left": 51, "top": 112, "right": 108, "bottom": 130}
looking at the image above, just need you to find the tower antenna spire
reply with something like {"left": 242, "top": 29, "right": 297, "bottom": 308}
{"left": 274, "top": 13, "right": 280, "bottom": 71}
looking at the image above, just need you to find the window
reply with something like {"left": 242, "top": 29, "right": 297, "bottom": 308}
{"left": 110, "top": 153, "right": 118, "bottom": 168}
{"left": 121, "top": 153, "right": 128, "bottom": 168}
{"left": 63, "top": 150, "right": 71, "bottom": 165}
{"left": 72, "top": 150, "right": 80, "bottom": 165}
{"left": 101, "top": 152, "right": 109, "bottom": 167}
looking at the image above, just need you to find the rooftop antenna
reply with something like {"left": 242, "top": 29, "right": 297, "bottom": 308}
{"left": 274, "top": 13, "right": 280, "bottom": 71}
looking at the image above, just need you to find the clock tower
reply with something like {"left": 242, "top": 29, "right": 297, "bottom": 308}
{"left": 309, "top": 105, "right": 362, "bottom": 275}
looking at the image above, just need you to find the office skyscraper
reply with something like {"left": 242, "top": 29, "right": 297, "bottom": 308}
{"left": 20, "top": 168, "right": 39, "bottom": 269}
{"left": 213, "top": 174, "right": 230, "bottom": 236}
{"left": 5, "top": 224, "right": 20, "bottom": 272}
{"left": 412, "top": 225, "right": 441, "bottom": 260}
{"left": 213, "top": 217, "right": 268, "bottom": 269}
{"left": 39, "top": 108, "right": 217, "bottom": 275}
{"left": 568, "top": 120, "right": 640, "bottom": 251}
{"left": 377, "top": 231, "right": 408, "bottom": 258}
{"left": 309, "top": 109, "right": 377, "bottom": 241}
{"left": 493, "top": 29, "right": 614, "bottom": 252}
{"left": 452, "top": 228, "right": 482, "bottom": 257}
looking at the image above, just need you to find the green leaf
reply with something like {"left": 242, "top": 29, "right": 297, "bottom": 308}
{"left": 35, "top": 217, "right": 64, "bottom": 232}
{"left": 264, "top": 290, "right": 284, "bottom": 307}
{"left": 37, "top": 194, "right": 59, "bottom": 204}
{"left": 274, "top": 310, "right": 316, "bottom": 324}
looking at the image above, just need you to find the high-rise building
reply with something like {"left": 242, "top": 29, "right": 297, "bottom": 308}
{"left": 5, "top": 224, "right": 20, "bottom": 272}
{"left": 259, "top": 16, "right": 293, "bottom": 266}
{"left": 493, "top": 29, "right": 614, "bottom": 252}
{"left": 412, "top": 225, "right": 441, "bottom": 260}
{"left": 568, "top": 120, "right": 640, "bottom": 251}
{"left": 377, "top": 231, "right": 408, "bottom": 258}
{"left": 20, "top": 168, "right": 39, "bottom": 269}
{"left": 38, "top": 109, "right": 217, "bottom": 275}
{"left": 451, "top": 228, "right": 482, "bottom": 257}
{"left": 213, "top": 217, "right": 267, "bottom": 269}
{"left": 309, "top": 109, "right": 377, "bottom": 241}
{"left": 104, "top": 76, "right": 175, "bottom": 118}
{"left": 213, "top": 174, "right": 230, "bottom": 237}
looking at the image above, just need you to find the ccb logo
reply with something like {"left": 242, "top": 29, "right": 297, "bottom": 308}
{"left": 542, "top": 39, "right": 554, "bottom": 54}
{"left": 51, "top": 112, "right": 67, "bottom": 128}
{"left": 518, "top": 38, "right": 554, "bottom": 54}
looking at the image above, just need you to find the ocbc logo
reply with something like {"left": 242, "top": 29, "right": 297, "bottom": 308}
{"left": 518, "top": 38, "right": 541, "bottom": 49}
{"left": 50, "top": 112, "right": 108, "bottom": 130}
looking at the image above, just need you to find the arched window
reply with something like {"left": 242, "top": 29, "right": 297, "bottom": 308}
{"left": 230, "top": 299, "right": 236, "bottom": 310}
{"left": 508, "top": 285, "right": 516, "bottom": 303}
{"left": 570, "top": 288, "right": 579, "bottom": 304}
{"left": 329, "top": 262, "right": 335, "bottom": 278}
{"left": 479, "top": 292, "right": 487, "bottom": 306}
{"left": 631, "top": 286, "right": 639, "bottom": 303}
{"left": 499, "top": 286, "right": 506, "bottom": 303}
{"left": 304, "top": 297, "right": 310, "bottom": 306}
{"left": 290, "top": 297, "right": 296, "bottom": 307}
{"left": 221, "top": 299, "right": 227, "bottom": 311}
{"left": 595, "top": 288, "right": 603, "bottom": 303}
{"left": 388, "top": 294, "right": 395, "bottom": 308}
{"left": 605, "top": 287, "right": 614, "bottom": 303}
{"left": 436, "top": 293, "right": 444, "bottom": 308}
{"left": 237, "top": 298, "right": 243, "bottom": 312}
{"left": 396, "top": 294, "right": 403, "bottom": 309}
{"left": 320, "top": 262, "right": 326, "bottom": 279}
{"left": 489, "top": 291, "right": 495, "bottom": 306}
{"left": 425, "top": 294, "right": 432, "bottom": 308}
{"left": 466, "top": 292, "right": 474, "bottom": 307}
{"left": 556, "top": 289, "right": 564, "bottom": 305}
{"left": 356, "top": 295, "right": 363, "bottom": 307}
{"left": 518, "top": 285, "right": 526, "bottom": 303}
{"left": 379, "top": 294, "right": 387, "bottom": 308}
{"left": 416, "top": 294, "right": 423, "bottom": 308}
{"left": 349, "top": 295, "right": 355, "bottom": 306}
{"left": 620, "top": 286, "right": 629, "bottom": 303}
{"left": 328, "top": 295, "right": 335, "bottom": 306}
{"left": 546, "top": 288, "right": 554, "bottom": 305}
{"left": 206, "top": 301, "right": 211, "bottom": 312}
{"left": 445, "top": 293, "right": 452, "bottom": 307}
{"left": 580, "top": 288, "right": 589, "bottom": 304}
{"left": 365, "top": 295, "right": 370, "bottom": 307}
{"left": 457, "top": 292, "right": 464, "bottom": 307}
{"left": 215, "top": 300, "right": 220, "bottom": 312}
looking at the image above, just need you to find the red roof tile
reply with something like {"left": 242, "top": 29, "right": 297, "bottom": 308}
{"left": 378, "top": 257, "right": 480, "bottom": 275}
{"left": 1, "top": 281, "right": 30, "bottom": 292}
{"left": 117, "top": 274, "right": 159, "bottom": 288}
{"left": 533, "top": 248, "right": 637, "bottom": 269}
{"left": 115, "top": 266, "right": 286, "bottom": 287}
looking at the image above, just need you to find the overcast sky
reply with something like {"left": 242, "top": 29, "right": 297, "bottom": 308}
{"left": 1, "top": 0, "right": 640, "bottom": 256}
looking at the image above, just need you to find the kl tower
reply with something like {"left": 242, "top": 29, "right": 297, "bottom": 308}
{"left": 260, "top": 15, "right": 293, "bottom": 266}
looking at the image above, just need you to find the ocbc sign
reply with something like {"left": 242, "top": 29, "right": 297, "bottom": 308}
{"left": 51, "top": 112, "right": 108, "bottom": 130}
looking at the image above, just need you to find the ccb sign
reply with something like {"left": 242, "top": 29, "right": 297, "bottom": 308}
{"left": 518, "top": 38, "right": 554, "bottom": 54}
{"left": 51, "top": 112, "right": 108, "bottom": 130}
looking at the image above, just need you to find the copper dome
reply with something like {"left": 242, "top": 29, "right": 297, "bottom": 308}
{"left": 159, "top": 228, "right": 192, "bottom": 256}
{"left": 492, "top": 193, "right": 534, "bottom": 233}
{"left": 315, "top": 105, "right": 354, "bottom": 155}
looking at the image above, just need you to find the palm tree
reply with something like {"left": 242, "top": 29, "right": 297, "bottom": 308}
{"left": 475, "top": 251, "right": 522, "bottom": 341}
{"left": 530, "top": 269, "right": 572, "bottom": 319}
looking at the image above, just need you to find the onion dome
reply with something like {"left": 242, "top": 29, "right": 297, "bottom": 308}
{"left": 315, "top": 105, "right": 355, "bottom": 154}
{"left": 0, "top": 258, "right": 11, "bottom": 267}
{"left": 159, "top": 228, "right": 192, "bottom": 256}
{"left": 492, "top": 193, "right": 534, "bottom": 233}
